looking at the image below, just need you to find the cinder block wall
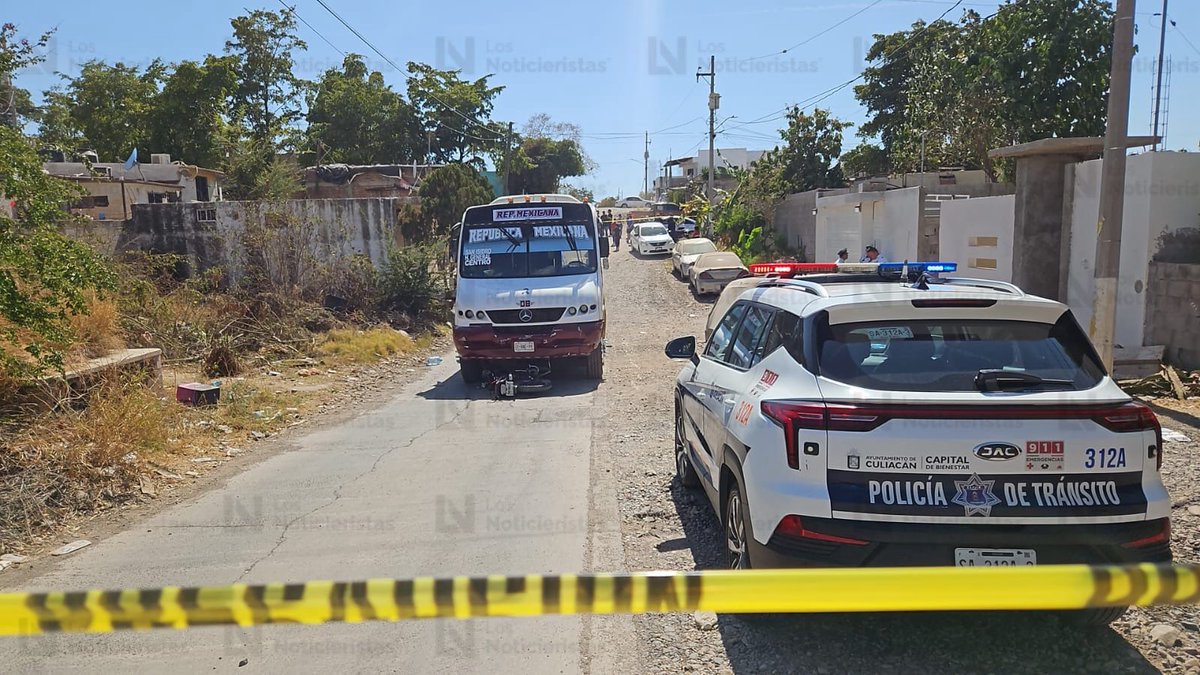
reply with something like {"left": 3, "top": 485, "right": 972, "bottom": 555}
{"left": 1144, "top": 262, "right": 1200, "bottom": 369}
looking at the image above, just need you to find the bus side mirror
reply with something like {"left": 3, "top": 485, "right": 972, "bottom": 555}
{"left": 599, "top": 235, "right": 610, "bottom": 258}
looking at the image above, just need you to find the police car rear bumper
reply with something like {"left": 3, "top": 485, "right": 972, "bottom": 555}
{"left": 749, "top": 517, "right": 1172, "bottom": 568}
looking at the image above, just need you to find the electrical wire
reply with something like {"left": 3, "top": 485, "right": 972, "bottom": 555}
{"left": 310, "top": 0, "right": 503, "bottom": 140}
{"left": 740, "top": 0, "right": 887, "bottom": 63}
{"left": 278, "top": 1, "right": 345, "bottom": 57}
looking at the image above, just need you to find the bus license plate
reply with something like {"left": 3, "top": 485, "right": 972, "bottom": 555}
{"left": 954, "top": 548, "right": 1036, "bottom": 567}
{"left": 513, "top": 341, "right": 535, "bottom": 353}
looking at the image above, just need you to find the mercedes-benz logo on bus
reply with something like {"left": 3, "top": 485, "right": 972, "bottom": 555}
{"left": 519, "top": 309, "right": 533, "bottom": 322}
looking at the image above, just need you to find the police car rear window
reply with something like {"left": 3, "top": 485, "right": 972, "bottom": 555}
{"left": 815, "top": 313, "right": 1104, "bottom": 392}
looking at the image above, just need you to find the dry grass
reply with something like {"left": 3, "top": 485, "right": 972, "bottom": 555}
{"left": 68, "top": 290, "right": 125, "bottom": 360}
{"left": 0, "top": 376, "right": 188, "bottom": 546}
{"left": 317, "top": 327, "right": 419, "bottom": 363}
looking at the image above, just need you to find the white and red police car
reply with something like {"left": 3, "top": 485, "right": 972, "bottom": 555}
{"left": 665, "top": 261, "right": 1171, "bottom": 623}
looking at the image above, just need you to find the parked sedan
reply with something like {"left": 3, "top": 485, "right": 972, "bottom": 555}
{"left": 615, "top": 196, "right": 651, "bottom": 208}
{"left": 631, "top": 222, "right": 675, "bottom": 256}
{"left": 689, "top": 252, "right": 749, "bottom": 296}
{"left": 671, "top": 237, "right": 718, "bottom": 279}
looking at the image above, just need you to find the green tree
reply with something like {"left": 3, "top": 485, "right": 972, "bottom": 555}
{"left": 53, "top": 60, "right": 164, "bottom": 161}
{"left": 505, "top": 136, "right": 586, "bottom": 194}
{"left": 1, "top": 122, "right": 114, "bottom": 377}
{"left": 34, "top": 89, "right": 84, "bottom": 153}
{"left": 225, "top": 9, "right": 307, "bottom": 148}
{"left": 403, "top": 163, "right": 493, "bottom": 241}
{"left": 743, "top": 107, "right": 848, "bottom": 209}
{"left": 839, "top": 143, "right": 889, "bottom": 180}
{"left": 855, "top": 1, "right": 1113, "bottom": 179}
{"left": 405, "top": 62, "right": 503, "bottom": 163}
{"left": 0, "top": 24, "right": 51, "bottom": 128}
{"left": 146, "top": 56, "right": 238, "bottom": 167}
{"left": 559, "top": 184, "right": 594, "bottom": 202}
{"left": 305, "top": 54, "right": 423, "bottom": 164}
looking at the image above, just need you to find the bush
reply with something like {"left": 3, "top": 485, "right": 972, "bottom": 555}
{"left": 1152, "top": 227, "right": 1200, "bottom": 264}
{"left": 318, "top": 327, "right": 415, "bottom": 363}
{"left": 377, "top": 241, "right": 446, "bottom": 317}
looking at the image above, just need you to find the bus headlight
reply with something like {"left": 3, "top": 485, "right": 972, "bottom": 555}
{"left": 465, "top": 310, "right": 475, "bottom": 319}
{"left": 579, "top": 304, "right": 589, "bottom": 314}
{"left": 476, "top": 310, "right": 487, "bottom": 320}
{"left": 567, "top": 307, "right": 577, "bottom": 316}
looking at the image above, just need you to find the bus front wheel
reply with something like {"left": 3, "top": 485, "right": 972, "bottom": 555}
{"left": 584, "top": 347, "right": 604, "bottom": 380}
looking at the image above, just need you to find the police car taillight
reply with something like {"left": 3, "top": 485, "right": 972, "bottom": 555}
{"left": 748, "top": 262, "right": 838, "bottom": 278}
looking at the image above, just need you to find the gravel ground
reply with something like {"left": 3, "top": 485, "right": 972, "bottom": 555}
{"left": 598, "top": 248, "right": 1200, "bottom": 674}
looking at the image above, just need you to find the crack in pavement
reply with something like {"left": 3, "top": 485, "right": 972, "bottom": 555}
{"left": 234, "top": 396, "right": 475, "bottom": 582}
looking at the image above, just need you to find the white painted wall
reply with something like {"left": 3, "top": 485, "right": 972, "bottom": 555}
{"left": 939, "top": 195, "right": 1016, "bottom": 281}
{"left": 815, "top": 187, "right": 923, "bottom": 263}
{"left": 1067, "top": 151, "right": 1200, "bottom": 348}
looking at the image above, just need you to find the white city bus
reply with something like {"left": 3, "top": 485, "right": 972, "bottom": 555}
{"left": 452, "top": 194, "right": 609, "bottom": 383}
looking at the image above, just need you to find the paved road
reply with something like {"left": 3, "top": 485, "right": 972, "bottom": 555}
{"left": 2, "top": 359, "right": 634, "bottom": 673}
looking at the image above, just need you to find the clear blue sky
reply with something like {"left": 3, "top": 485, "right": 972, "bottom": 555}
{"left": 11, "top": 0, "right": 1200, "bottom": 198}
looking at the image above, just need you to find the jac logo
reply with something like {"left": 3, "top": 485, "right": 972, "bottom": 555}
{"left": 518, "top": 300, "right": 532, "bottom": 307}
{"left": 972, "top": 442, "right": 1021, "bottom": 461}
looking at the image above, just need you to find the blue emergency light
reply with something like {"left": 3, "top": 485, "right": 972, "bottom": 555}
{"left": 877, "top": 261, "right": 958, "bottom": 274}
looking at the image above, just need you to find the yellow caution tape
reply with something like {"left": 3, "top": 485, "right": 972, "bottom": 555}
{"left": 2, "top": 564, "right": 1198, "bottom": 636}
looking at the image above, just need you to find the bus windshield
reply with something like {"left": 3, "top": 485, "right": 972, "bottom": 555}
{"left": 460, "top": 221, "right": 598, "bottom": 279}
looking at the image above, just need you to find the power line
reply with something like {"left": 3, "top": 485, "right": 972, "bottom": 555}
{"left": 309, "top": 0, "right": 503, "bottom": 140}
{"left": 728, "top": 0, "right": 969, "bottom": 130}
{"left": 1170, "top": 20, "right": 1200, "bottom": 59}
{"left": 741, "top": 0, "right": 887, "bottom": 63}
{"left": 278, "top": 1, "right": 344, "bottom": 57}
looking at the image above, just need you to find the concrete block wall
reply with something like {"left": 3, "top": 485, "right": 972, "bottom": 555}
{"left": 123, "top": 198, "right": 403, "bottom": 287}
{"left": 1144, "top": 262, "right": 1200, "bottom": 369}
{"left": 938, "top": 195, "right": 1016, "bottom": 281}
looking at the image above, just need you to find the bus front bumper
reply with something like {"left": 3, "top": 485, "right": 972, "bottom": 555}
{"left": 454, "top": 320, "right": 605, "bottom": 359}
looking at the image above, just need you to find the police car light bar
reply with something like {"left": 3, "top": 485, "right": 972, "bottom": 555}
{"left": 748, "top": 262, "right": 839, "bottom": 277}
{"left": 877, "top": 261, "right": 958, "bottom": 274}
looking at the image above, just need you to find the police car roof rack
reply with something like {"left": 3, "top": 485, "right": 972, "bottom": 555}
{"left": 939, "top": 277, "right": 1025, "bottom": 296}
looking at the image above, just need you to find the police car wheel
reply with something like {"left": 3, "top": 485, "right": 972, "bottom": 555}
{"left": 674, "top": 401, "right": 700, "bottom": 489}
{"left": 725, "top": 485, "right": 751, "bottom": 569}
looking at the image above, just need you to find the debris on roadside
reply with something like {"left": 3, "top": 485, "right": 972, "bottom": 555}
{"left": 50, "top": 540, "right": 91, "bottom": 556}
{"left": 1121, "top": 366, "right": 1199, "bottom": 399}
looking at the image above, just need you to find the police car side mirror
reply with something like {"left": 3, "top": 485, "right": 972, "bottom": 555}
{"left": 664, "top": 336, "right": 696, "bottom": 360}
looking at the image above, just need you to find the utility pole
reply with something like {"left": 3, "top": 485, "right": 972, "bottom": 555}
{"left": 502, "top": 121, "right": 514, "bottom": 194}
{"left": 1090, "top": 0, "right": 1137, "bottom": 371}
{"left": 697, "top": 55, "right": 717, "bottom": 204}
{"left": 643, "top": 131, "right": 650, "bottom": 197}
{"left": 1152, "top": 0, "right": 1169, "bottom": 150}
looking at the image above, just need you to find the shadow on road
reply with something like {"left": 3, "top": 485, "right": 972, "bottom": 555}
{"left": 664, "top": 477, "right": 1158, "bottom": 673}
{"left": 416, "top": 364, "right": 601, "bottom": 401}
{"left": 1148, "top": 401, "right": 1200, "bottom": 432}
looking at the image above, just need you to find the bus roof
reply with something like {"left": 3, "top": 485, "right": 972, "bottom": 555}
{"left": 488, "top": 194, "right": 583, "bottom": 205}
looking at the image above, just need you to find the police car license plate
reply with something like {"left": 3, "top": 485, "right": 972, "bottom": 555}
{"left": 954, "top": 548, "right": 1036, "bottom": 567}
{"left": 513, "top": 341, "right": 535, "bottom": 353}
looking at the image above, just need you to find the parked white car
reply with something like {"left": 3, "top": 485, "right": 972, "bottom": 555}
{"left": 631, "top": 222, "right": 674, "bottom": 256}
{"left": 672, "top": 237, "right": 718, "bottom": 279}
{"left": 688, "top": 251, "right": 749, "bottom": 295}
{"left": 665, "top": 262, "right": 1170, "bottom": 626}
{"left": 615, "top": 196, "right": 651, "bottom": 209}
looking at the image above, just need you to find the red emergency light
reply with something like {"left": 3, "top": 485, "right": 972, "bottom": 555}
{"left": 748, "top": 262, "right": 839, "bottom": 278}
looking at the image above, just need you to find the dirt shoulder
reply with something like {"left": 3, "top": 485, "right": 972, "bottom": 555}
{"left": 598, "top": 249, "right": 1200, "bottom": 674}
{"left": 0, "top": 328, "right": 452, "bottom": 578}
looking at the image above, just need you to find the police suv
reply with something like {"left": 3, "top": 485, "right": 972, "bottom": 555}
{"left": 665, "top": 262, "right": 1171, "bottom": 622}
